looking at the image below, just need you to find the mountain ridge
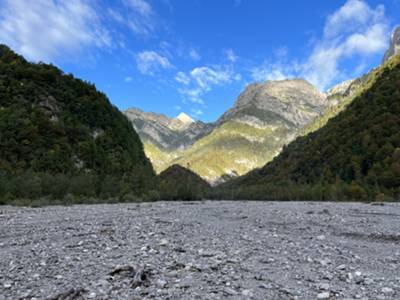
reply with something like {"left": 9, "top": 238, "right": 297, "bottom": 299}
{"left": 218, "top": 53, "right": 400, "bottom": 200}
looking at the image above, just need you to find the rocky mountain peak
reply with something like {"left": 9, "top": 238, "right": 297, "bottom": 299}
{"left": 383, "top": 26, "right": 400, "bottom": 62}
{"left": 218, "top": 78, "right": 327, "bottom": 128}
{"left": 234, "top": 79, "right": 326, "bottom": 108}
{"left": 176, "top": 112, "right": 194, "bottom": 124}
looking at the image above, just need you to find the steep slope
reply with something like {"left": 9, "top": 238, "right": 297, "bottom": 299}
{"left": 157, "top": 164, "right": 211, "bottom": 200}
{"left": 222, "top": 54, "right": 400, "bottom": 200}
{"left": 124, "top": 108, "right": 214, "bottom": 172}
{"left": 172, "top": 79, "right": 329, "bottom": 183}
{"left": 0, "top": 45, "right": 154, "bottom": 200}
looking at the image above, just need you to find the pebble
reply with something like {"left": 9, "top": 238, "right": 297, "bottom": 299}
{"left": 0, "top": 201, "right": 399, "bottom": 299}
{"left": 317, "top": 291, "right": 330, "bottom": 299}
{"left": 381, "top": 287, "right": 394, "bottom": 294}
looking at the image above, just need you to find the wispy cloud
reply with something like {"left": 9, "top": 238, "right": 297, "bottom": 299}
{"left": 136, "top": 51, "right": 172, "bottom": 75}
{"left": 191, "top": 108, "right": 204, "bottom": 116}
{"left": 176, "top": 65, "right": 241, "bottom": 104}
{"left": 225, "top": 48, "right": 238, "bottom": 62}
{"left": 251, "top": 0, "right": 389, "bottom": 90}
{"left": 0, "top": 0, "right": 111, "bottom": 62}
{"left": 124, "top": 0, "right": 153, "bottom": 17}
{"left": 189, "top": 49, "right": 201, "bottom": 60}
{"left": 110, "top": 0, "right": 157, "bottom": 36}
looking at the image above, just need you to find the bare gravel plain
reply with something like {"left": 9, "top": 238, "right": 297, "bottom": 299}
{"left": 0, "top": 201, "right": 400, "bottom": 300}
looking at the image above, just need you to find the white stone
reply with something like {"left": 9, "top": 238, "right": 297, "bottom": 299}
{"left": 317, "top": 291, "right": 330, "bottom": 299}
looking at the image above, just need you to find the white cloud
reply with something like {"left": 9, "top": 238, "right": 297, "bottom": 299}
{"left": 303, "top": 0, "right": 388, "bottom": 90}
{"left": 176, "top": 65, "right": 241, "bottom": 103}
{"left": 124, "top": 0, "right": 153, "bottom": 17}
{"left": 251, "top": 0, "right": 389, "bottom": 90}
{"left": 189, "top": 49, "right": 201, "bottom": 60}
{"left": 190, "top": 67, "right": 233, "bottom": 90}
{"left": 111, "top": 0, "right": 156, "bottom": 36}
{"left": 191, "top": 108, "right": 203, "bottom": 116}
{"left": 125, "top": 76, "right": 133, "bottom": 82}
{"left": 251, "top": 60, "right": 300, "bottom": 82}
{"left": 225, "top": 48, "right": 238, "bottom": 62}
{"left": 136, "top": 51, "right": 172, "bottom": 75}
{"left": 175, "top": 72, "right": 191, "bottom": 85}
{"left": 0, "top": 0, "right": 111, "bottom": 62}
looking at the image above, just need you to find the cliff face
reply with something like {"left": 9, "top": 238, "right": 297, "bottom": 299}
{"left": 383, "top": 26, "right": 400, "bottom": 62}
{"left": 124, "top": 108, "right": 214, "bottom": 151}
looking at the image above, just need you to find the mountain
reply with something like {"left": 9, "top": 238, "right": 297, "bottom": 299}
{"left": 220, "top": 54, "right": 400, "bottom": 200}
{"left": 124, "top": 108, "right": 213, "bottom": 150}
{"left": 171, "top": 79, "right": 333, "bottom": 183}
{"left": 157, "top": 164, "right": 211, "bottom": 200}
{"left": 124, "top": 108, "right": 214, "bottom": 172}
{"left": 383, "top": 26, "right": 400, "bottom": 62}
{"left": 128, "top": 77, "right": 366, "bottom": 184}
{"left": 0, "top": 45, "right": 154, "bottom": 201}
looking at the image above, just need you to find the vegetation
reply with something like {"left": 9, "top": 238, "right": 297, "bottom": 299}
{"left": 157, "top": 164, "right": 211, "bottom": 200}
{"left": 215, "top": 55, "right": 400, "bottom": 201}
{"left": 168, "top": 120, "right": 292, "bottom": 183}
{"left": 0, "top": 45, "right": 156, "bottom": 204}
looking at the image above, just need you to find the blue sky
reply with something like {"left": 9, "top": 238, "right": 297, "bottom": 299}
{"left": 0, "top": 0, "right": 399, "bottom": 122}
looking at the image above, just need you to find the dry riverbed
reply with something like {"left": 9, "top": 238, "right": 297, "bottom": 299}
{"left": 0, "top": 201, "right": 399, "bottom": 299}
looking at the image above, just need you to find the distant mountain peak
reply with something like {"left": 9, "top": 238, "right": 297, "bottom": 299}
{"left": 176, "top": 112, "right": 194, "bottom": 124}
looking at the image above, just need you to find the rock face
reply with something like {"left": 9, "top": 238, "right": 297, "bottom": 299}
{"left": 383, "top": 26, "right": 400, "bottom": 62}
{"left": 124, "top": 108, "right": 214, "bottom": 151}
{"left": 218, "top": 79, "right": 327, "bottom": 128}
{"left": 1, "top": 201, "right": 399, "bottom": 299}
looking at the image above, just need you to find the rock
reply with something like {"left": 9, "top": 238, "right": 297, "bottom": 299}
{"left": 3, "top": 282, "right": 12, "bottom": 289}
{"left": 241, "top": 289, "right": 253, "bottom": 297}
{"left": 319, "top": 283, "right": 330, "bottom": 291}
{"left": 317, "top": 291, "right": 331, "bottom": 299}
{"left": 159, "top": 239, "right": 169, "bottom": 246}
{"left": 381, "top": 287, "right": 394, "bottom": 294}
{"left": 156, "top": 278, "right": 167, "bottom": 288}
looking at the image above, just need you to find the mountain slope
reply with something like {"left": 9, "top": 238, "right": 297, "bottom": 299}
{"left": 221, "top": 54, "right": 400, "bottom": 200}
{"left": 0, "top": 45, "right": 154, "bottom": 201}
{"left": 124, "top": 108, "right": 214, "bottom": 172}
{"left": 157, "top": 164, "right": 211, "bottom": 200}
{"left": 171, "top": 79, "right": 329, "bottom": 183}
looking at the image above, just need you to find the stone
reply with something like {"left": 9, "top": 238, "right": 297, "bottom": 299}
{"left": 317, "top": 291, "right": 330, "bottom": 299}
{"left": 159, "top": 239, "right": 169, "bottom": 246}
{"left": 382, "top": 287, "right": 394, "bottom": 294}
{"left": 241, "top": 289, "right": 253, "bottom": 297}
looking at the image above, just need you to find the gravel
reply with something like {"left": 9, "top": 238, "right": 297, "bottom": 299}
{"left": 0, "top": 200, "right": 399, "bottom": 299}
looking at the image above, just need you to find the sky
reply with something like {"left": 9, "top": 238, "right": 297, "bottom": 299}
{"left": 0, "top": 0, "right": 399, "bottom": 122}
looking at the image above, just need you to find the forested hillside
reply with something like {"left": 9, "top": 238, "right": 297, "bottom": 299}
{"left": 216, "top": 55, "right": 400, "bottom": 201}
{"left": 0, "top": 45, "right": 155, "bottom": 203}
{"left": 157, "top": 164, "right": 211, "bottom": 200}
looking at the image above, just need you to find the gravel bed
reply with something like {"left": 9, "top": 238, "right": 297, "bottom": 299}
{"left": 0, "top": 201, "right": 399, "bottom": 299}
